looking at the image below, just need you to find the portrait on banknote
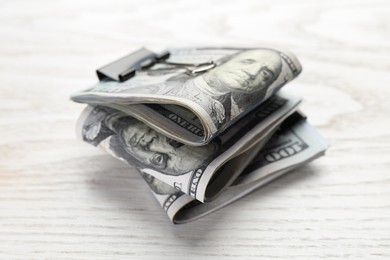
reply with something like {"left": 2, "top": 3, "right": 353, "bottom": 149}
{"left": 140, "top": 172, "right": 179, "bottom": 195}
{"left": 80, "top": 106, "right": 219, "bottom": 176}
{"left": 163, "top": 49, "right": 283, "bottom": 127}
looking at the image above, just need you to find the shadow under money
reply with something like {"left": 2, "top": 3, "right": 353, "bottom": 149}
{"left": 82, "top": 150, "right": 319, "bottom": 235}
{"left": 169, "top": 163, "right": 319, "bottom": 239}
{"left": 82, "top": 154, "right": 167, "bottom": 220}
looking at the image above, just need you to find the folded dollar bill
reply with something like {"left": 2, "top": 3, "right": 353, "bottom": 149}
{"left": 71, "top": 47, "right": 302, "bottom": 146}
{"left": 71, "top": 47, "right": 328, "bottom": 224}
{"left": 137, "top": 112, "right": 329, "bottom": 223}
{"left": 76, "top": 91, "right": 301, "bottom": 202}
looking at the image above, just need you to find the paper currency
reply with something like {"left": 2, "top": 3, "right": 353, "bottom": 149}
{"left": 71, "top": 47, "right": 302, "bottom": 145}
{"left": 71, "top": 46, "right": 328, "bottom": 224}
{"left": 139, "top": 112, "right": 329, "bottom": 224}
{"left": 76, "top": 91, "right": 301, "bottom": 202}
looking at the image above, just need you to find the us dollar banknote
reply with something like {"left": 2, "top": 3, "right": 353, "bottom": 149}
{"left": 136, "top": 112, "right": 329, "bottom": 224}
{"left": 71, "top": 47, "right": 302, "bottom": 146}
{"left": 76, "top": 91, "right": 301, "bottom": 202}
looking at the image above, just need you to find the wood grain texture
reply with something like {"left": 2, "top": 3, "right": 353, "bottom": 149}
{"left": 1, "top": 0, "right": 390, "bottom": 258}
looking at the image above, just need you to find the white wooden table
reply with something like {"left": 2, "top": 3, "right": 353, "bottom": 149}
{"left": 1, "top": 0, "right": 389, "bottom": 258}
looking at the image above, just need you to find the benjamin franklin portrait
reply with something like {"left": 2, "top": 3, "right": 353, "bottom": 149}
{"left": 163, "top": 49, "right": 283, "bottom": 127}
{"left": 82, "top": 107, "right": 219, "bottom": 176}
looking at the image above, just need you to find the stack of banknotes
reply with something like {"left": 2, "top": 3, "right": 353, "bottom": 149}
{"left": 71, "top": 47, "right": 328, "bottom": 224}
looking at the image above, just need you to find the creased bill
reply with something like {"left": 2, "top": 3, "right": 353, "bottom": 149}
{"left": 76, "top": 91, "right": 301, "bottom": 202}
{"left": 139, "top": 113, "right": 329, "bottom": 224}
{"left": 71, "top": 47, "right": 302, "bottom": 145}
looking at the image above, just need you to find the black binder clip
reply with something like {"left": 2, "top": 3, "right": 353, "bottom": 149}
{"left": 96, "top": 47, "right": 216, "bottom": 82}
{"left": 96, "top": 48, "right": 170, "bottom": 82}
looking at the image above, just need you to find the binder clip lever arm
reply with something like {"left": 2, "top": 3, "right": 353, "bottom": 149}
{"left": 96, "top": 47, "right": 216, "bottom": 82}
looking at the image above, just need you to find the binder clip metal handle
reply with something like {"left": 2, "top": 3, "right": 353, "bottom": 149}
{"left": 96, "top": 47, "right": 216, "bottom": 82}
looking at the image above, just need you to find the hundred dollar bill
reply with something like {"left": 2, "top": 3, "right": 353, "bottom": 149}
{"left": 71, "top": 47, "right": 302, "bottom": 146}
{"left": 76, "top": 91, "right": 301, "bottom": 202}
{"left": 138, "top": 112, "right": 329, "bottom": 224}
